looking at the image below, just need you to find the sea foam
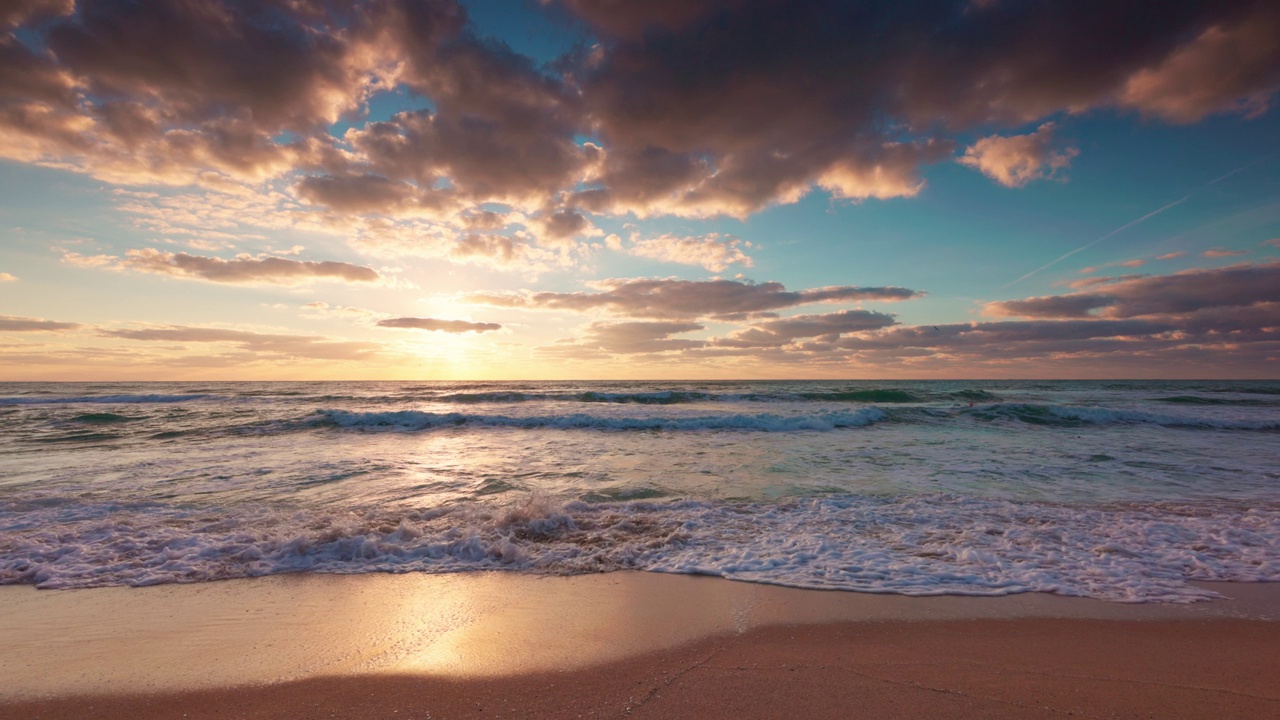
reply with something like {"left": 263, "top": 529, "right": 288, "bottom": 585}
{"left": 2, "top": 495, "right": 1276, "bottom": 601}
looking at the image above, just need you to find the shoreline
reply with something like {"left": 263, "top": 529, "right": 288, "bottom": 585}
{"left": 2, "top": 572, "right": 1279, "bottom": 717}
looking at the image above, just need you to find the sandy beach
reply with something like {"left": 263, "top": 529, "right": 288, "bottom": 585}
{"left": 2, "top": 572, "right": 1278, "bottom": 719}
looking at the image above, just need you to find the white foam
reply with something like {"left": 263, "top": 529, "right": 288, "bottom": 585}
{"left": 2, "top": 495, "right": 1277, "bottom": 602}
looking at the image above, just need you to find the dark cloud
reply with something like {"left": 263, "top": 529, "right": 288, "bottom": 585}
{"left": 716, "top": 310, "right": 898, "bottom": 348}
{"left": 45, "top": 0, "right": 407, "bottom": 131}
{"left": 565, "top": 0, "right": 1280, "bottom": 216}
{"left": 988, "top": 262, "right": 1280, "bottom": 319}
{"left": 987, "top": 294, "right": 1117, "bottom": 320}
{"left": 536, "top": 209, "right": 591, "bottom": 242}
{"left": 0, "top": 315, "right": 81, "bottom": 332}
{"left": 466, "top": 278, "right": 922, "bottom": 319}
{"left": 526, "top": 264, "right": 1280, "bottom": 374}
{"left": 376, "top": 317, "right": 502, "bottom": 333}
{"left": 1116, "top": 7, "right": 1280, "bottom": 122}
{"left": 100, "top": 325, "right": 381, "bottom": 361}
{"left": 1, "top": 0, "right": 72, "bottom": 29}
{"left": 0, "top": 0, "right": 462, "bottom": 185}
{"left": 328, "top": 28, "right": 590, "bottom": 212}
{"left": 120, "top": 249, "right": 380, "bottom": 284}
{"left": 295, "top": 174, "right": 422, "bottom": 214}
{"left": 837, "top": 319, "right": 1177, "bottom": 352}
{"left": 0, "top": 0, "right": 1277, "bottom": 273}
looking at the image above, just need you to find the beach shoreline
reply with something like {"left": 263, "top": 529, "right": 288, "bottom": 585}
{"left": 2, "top": 572, "right": 1278, "bottom": 718}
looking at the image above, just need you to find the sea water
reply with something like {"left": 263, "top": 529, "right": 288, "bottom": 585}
{"left": 1, "top": 380, "right": 1278, "bottom": 601}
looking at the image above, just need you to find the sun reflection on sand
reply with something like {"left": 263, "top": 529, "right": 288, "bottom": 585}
{"left": 3, "top": 571, "right": 1271, "bottom": 699}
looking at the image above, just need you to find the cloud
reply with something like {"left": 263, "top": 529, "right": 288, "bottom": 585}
{"left": 1075, "top": 251, "right": 1187, "bottom": 279}
{"left": 376, "top": 317, "right": 502, "bottom": 333}
{"left": 715, "top": 310, "right": 898, "bottom": 348}
{"left": 295, "top": 174, "right": 428, "bottom": 215}
{"left": 0, "top": 314, "right": 80, "bottom": 332}
{"left": 1118, "top": 8, "right": 1280, "bottom": 122}
{"left": 299, "top": 302, "right": 382, "bottom": 321}
{"left": 545, "top": 320, "right": 705, "bottom": 356}
{"left": 1203, "top": 248, "right": 1246, "bottom": 257}
{"left": 532, "top": 209, "right": 597, "bottom": 244}
{"left": 61, "top": 252, "right": 117, "bottom": 269}
{"left": 565, "top": 1, "right": 1278, "bottom": 216}
{"left": 625, "top": 233, "right": 753, "bottom": 271}
{"left": 466, "top": 278, "right": 923, "bottom": 319}
{"left": 1065, "top": 273, "right": 1146, "bottom": 290}
{"left": 987, "top": 261, "right": 1280, "bottom": 319}
{"left": 100, "top": 325, "right": 381, "bottom": 361}
{"left": 0, "top": 0, "right": 1277, "bottom": 272}
{"left": 118, "top": 249, "right": 380, "bottom": 284}
{"left": 514, "top": 262, "right": 1280, "bottom": 375}
{"left": 838, "top": 318, "right": 1178, "bottom": 351}
{"left": 451, "top": 233, "right": 558, "bottom": 270}
{"left": 0, "top": 272, "right": 16, "bottom": 282}
{"left": 1, "top": 0, "right": 72, "bottom": 28}
{"left": 958, "top": 123, "right": 1079, "bottom": 187}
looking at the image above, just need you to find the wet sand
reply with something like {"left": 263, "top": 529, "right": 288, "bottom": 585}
{"left": 1, "top": 573, "right": 1278, "bottom": 718}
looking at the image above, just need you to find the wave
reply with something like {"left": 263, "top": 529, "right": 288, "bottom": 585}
{"left": 433, "top": 390, "right": 717, "bottom": 404}
{"left": 3, "top": 495, "right": 1276, "bottom": 601}
{"left": 422, "top": 388, "right": 987, "bottom": 404}
{"left": 315, "top": 408, "right": 888, "bottom": 432}
{"left": 1210, "top": 386, "right": 1280, "bottom": 396}
{"left": 33, "top": 432, "right": 123, "bottom": 443}
{"left": 797, "top": 389, "right": 920, "bottom": 403}
{"left": 70, "top": 412, "right": 140, "bottom": 423}
{"left": 948, "top": 389, "right": 1002, "bottom": 401}
{"left": 1153, "top": 395, "right": 1274, "bottom": 406}
{"left": 0, "top": 394, "right": 212, "bottom": 405}
{"left": 965, "top": 403, "right": 1280, "bottom": 430}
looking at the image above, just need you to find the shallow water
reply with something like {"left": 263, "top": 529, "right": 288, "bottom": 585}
{"left": 2, "top": 380, "right": 1278, "bottom": 600}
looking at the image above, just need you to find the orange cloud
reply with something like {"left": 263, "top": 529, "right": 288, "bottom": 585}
{"left": 467, "top": 278, "right": 923, "bottom": 320}
{"left": 958, "top": 123, "right": 1078, "bottom": 188}
{"left": 0, "top": 314, "right": 80, "bottom": 332}
{"left": 376, "top": 318, "right": 502, "bottom": 333}
{"left": 625, "top": 233, "right": 753, "bottom": 272}
{"left": 84, "top": 249, "right": 383, "bottom": 285}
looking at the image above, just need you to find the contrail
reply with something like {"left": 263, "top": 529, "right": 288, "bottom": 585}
{"left": 1005, "top": 196, "right": 1189, "bottom": 287}
{"left": 1005, "top": 155, "right": 1274, "bottom": 288}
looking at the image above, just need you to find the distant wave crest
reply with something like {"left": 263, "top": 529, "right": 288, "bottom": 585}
{"left": 964, "top": 403, "right": 1280, "bottom": 430}
{"left": 315, "top": 408, "right": 888, "bottom": 432}
{"left": 0, "top": 394, "right": 212, "bottom": 405}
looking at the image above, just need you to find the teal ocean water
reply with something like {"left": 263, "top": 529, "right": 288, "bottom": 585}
{"left": 2, "top": 380, "right": 1278, "bottom": 601}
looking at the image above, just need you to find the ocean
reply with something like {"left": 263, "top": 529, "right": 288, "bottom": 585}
{"left": 1, "top": 379, "right": 1278, "bottom": 602}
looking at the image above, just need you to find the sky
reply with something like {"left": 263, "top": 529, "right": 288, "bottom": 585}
{"left": 1, "top": 0, "right": 1278, "bottom": 381}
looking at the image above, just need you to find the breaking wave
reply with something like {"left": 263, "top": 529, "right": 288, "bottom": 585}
{"left": 2, "top": 495, "right": 1276, "bottom": 602}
